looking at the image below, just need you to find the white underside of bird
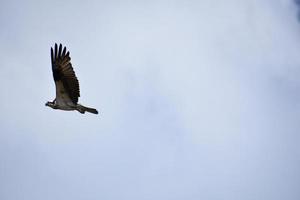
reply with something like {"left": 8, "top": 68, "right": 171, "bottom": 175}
{"left": 55, "top": 81, "right": 76, "bottom": 110}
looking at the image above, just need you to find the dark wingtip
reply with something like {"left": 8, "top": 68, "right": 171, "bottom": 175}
{"left": 58, "top": 43, "right": 62, "bottom": 58}
{"left": 51, "top": 47, "right": 54, "bottom": 63}
{"left": 53, "top": 43, "right": 68, "bottom": 57}
{"left": 62, "top": 46, "right": 66, "bottom": 56}
{"left": 54, "top": 43, "right": 58, "bottom": 59}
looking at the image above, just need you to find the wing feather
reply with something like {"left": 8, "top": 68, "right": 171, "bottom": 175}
{"left": 51, "top": 43, "right": 80, "bottom": 104}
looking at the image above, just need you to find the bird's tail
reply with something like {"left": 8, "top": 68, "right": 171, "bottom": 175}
{"left": 77, "top": 104, "right": 98, "bottom": 114}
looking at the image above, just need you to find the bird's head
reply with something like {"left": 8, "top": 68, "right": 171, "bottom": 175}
{"left": 45, "top": 101, "right": 55, "bottom": 109}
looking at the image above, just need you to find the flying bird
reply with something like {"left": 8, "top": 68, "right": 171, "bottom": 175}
{"left": 45, "top": 43, "right": 98, "bottom": 114}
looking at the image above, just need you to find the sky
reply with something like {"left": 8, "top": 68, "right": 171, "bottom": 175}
{"left": 0, "top": 0, "right": 300, "bottom": 199}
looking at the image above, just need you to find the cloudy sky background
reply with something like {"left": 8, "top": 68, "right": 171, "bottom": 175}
{"left": 1, "top": 0, "right": 300, "bottom": 199}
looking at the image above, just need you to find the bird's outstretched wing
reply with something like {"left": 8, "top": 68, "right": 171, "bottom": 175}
{"left": 51, "top": 43, "right": 80, "bottom": 104}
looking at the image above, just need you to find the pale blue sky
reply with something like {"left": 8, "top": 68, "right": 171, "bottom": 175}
{"left": 1, "top": 0, "right": 300, "bottom": 200}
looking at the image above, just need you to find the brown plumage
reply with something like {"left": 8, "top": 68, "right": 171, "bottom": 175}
{"left": 51, "top": 43, "right": 80, "bottom": 104}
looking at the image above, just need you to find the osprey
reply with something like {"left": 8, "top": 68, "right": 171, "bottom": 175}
{"left": 45, "top": 43, "right": 98, "bottom": 114}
